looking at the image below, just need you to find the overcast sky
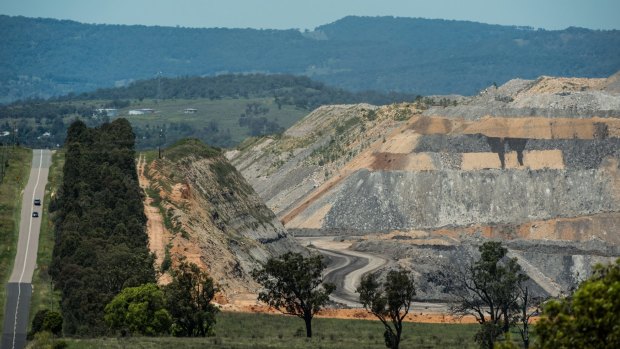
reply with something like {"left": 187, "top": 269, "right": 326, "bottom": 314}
{"left": 1, "top": 0, "right": 619, "bottom": 30}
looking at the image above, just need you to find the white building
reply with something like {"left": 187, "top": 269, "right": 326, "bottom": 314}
{"left": 128, "top": 108, "right": 156, "bottom": 115}
{"left": 37, "top": 132, "right": 51, "bottom": 140}
{"left": 95, "top": 108, "right": 118, "bottom": 117}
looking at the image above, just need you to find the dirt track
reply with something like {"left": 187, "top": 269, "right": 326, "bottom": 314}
{"left": 220, "top": 236, "right": 470, "bottom": 322}
{"left": 299, "top": 237, "right": 387, "bottom": 306}
{"left": 137, "top": 155, "right": 171, "bottom": 284}
{"left": 300, "top": 237, "right": 450, "bottom": 313}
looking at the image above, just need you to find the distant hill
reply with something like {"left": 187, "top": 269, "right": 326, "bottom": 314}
{"left": 69, "top": 73, "right": 415, "bottom": 108}
{"left": 1, "top": 15, "right": 619, "bottom": 102}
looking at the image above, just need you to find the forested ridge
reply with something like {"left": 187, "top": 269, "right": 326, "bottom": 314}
{"left": 69, "top": 74, "right": 414, "bottom": 109}
{"left": 49, "top": 118, "right": 155, "bottom": 335}
{"left": 1, "top": 15, "right": 619, "bottom": 102}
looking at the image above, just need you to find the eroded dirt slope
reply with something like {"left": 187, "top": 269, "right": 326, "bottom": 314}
{"left": 139, "top": 139, "right": 303, "bottom": 302}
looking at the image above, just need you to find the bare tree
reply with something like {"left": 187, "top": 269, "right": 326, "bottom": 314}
{"left": 514, "top": 286, "right": 544, "bottom": 349}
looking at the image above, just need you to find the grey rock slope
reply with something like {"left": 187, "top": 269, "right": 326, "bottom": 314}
{"left": 325, "top": 169, "right": 619, "bottom": 231}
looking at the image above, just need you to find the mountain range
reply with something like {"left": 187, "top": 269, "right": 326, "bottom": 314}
{"left": 1, "top": 15, "right": 619, "bottom": 102}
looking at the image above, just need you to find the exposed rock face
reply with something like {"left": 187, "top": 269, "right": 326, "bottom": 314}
{"left": 423, "top": 74, "right": 620, "bottom": 119}
{"left": 324, "top": 169, "right": 619, "bottom": 231}
{"left": 229, "top": 103, "right": 388, "bottom": 219}
{"left": 140, "top": 139, "right": 303, "bottom": 300}
{"left": 229, "top": 73, "right": 620, "bottom": 300}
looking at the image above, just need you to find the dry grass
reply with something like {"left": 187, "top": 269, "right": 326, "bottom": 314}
{"left": 0, "top": 147, "right": 32, "bottom": 326}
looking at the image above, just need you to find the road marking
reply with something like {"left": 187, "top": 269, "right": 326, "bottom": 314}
{"left": 11, "top": 150, "right": 44, "bottom": 349}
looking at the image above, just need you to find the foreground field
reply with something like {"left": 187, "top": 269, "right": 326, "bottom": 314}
{"left": 64, "top": 311, "right": 480, "bottom": 349}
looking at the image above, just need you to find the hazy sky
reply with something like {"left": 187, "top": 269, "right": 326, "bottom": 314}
{"left": 1, "top": 0, "right": 619, "bottom": 30}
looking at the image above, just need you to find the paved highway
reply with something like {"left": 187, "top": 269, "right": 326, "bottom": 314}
{"left": 1, "top": 150, "right": 52, "bottom": 349}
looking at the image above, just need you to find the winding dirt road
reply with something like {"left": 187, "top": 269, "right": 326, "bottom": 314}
{"left": 298, "top": 237, "right": 388, "bottom": 307}
{"left": 298, "top": 236, "right": 451, "bottom": 313}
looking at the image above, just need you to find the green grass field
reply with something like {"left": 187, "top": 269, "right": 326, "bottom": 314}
{"left": 28, "top": 150, "right": 64, "bottom": 324}
{"left": 0, "top": 147, "right": 32, "bottom": 326}
{"left": 62, "top": 312, "right": 480, "bottom": 349}
{"left": 125, "top": 97, "right": 305, "bottom": 128}
{"left": 115, "top": 97, "right": 308, "bottom": 147}
{"left": 6, "top": 96, "right": 310, "bottom": 150}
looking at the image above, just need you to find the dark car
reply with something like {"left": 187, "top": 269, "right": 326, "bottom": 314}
{"left": 34, "top": 199, "right": 41, "bottom": 206}
{"left": 32, "top": 212, "right": 39, "bottom": 218}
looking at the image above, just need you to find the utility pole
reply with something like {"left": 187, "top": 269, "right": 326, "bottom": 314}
{"left": 156, "top": 71, "right": 163, "bottom": 104}
{"left": 13, "top": 121, "right": 17, "bottom": 148}
{"left": 158, "top": 127, "right": 164, "bottom": 159}
{"left": 0, "top": 125, "right": 7, "bottom": 181}
{"left": 50, "top": 279, "right": 54, "bottom": 312}
{"left": 0, "top": 142, "right": 5, "bottom": 183}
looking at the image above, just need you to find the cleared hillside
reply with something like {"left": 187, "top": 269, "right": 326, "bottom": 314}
{"left": 138, "top": 139, "right": 303, "bottom": 303}
{"left": 228, "top": 73, "right": 620, "bottom": 301}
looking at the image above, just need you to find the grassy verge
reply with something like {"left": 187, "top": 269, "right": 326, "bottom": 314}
{"left": 0, "top": 147, "right": 32, "bottom": 326}
{"left": 64, "top": 311, "right": 480, "bottom": 348}
{"left": 28, "top": 150, "right": 64, "bottom": 324}
{"left": 142, "top": 149, "right": 159, "bottom": 164}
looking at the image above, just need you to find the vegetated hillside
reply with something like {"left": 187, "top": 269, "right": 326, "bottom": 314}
{"left": 72, "top": 74, "right": 413, "bottom": 109}
{"left": 50, "top": 119, "right": 155, "bottom": 335}
{"left": 2, "top": 15, "right": 620, "bottom": 101}
{"left": 0, "top": 74, "right": 416, "bottom": 149}
{"left": 228, "top": 72, "right": 620, "bottom": 301}
{"left": 138, "top": 138, "right": 303, "bottom": 303}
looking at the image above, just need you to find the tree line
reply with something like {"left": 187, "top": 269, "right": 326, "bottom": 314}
{"left": 49, "top": 118, "right": 155, "bottom": 335}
